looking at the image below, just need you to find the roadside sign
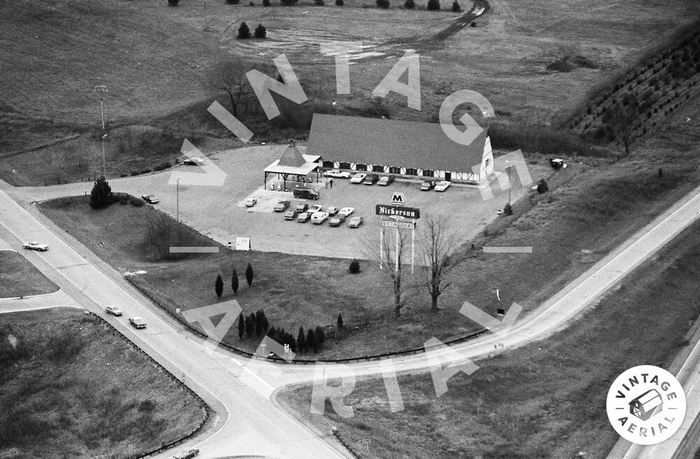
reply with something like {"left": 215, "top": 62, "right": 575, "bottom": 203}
{"left": 235, "top": 237, "right": 251, "bottom": 251}
{"left": 390, "top": 192, "right": 405, "bottom": 206}
{"left": 381, "top": 219, "right": 416, "bottom": 230}
{"left": 375, "top": 204, "right": 420, "bottom": 219}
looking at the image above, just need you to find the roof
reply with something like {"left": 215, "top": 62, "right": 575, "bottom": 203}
{"left": 277, "top": 141, "right": 307, "bottom": 168}
{"left": 264, "top": 153, "right": 320, "bottom": 176}
{"left": 307, "top": 114, "right": 488, "bottom": 172}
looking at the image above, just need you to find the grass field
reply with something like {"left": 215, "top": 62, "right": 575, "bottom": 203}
{"left": 277, "top": 217, "right": 700, "bottom": 458}
{"left": 0, "top": 251, "right": 58, "bottom": 298}
{"left": 0, "top": 307, "right": 207, "bottom": 458}
{"left": 2, "top": 0, "right": 699, "bottom": 185}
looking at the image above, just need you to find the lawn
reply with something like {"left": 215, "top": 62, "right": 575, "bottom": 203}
{"left": 276, "top": 217, "right": 700, "bottom": 458}
{"left": 2, "top": 0, "right": 700, "bottom": 185}
{"left": 0, "top": 307, "right": 207, "bottom": 458}
{"left": 0, "top": 251, "right": 58, "bottom": 298}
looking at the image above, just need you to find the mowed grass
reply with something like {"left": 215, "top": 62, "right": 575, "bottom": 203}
{"left": 0, "top": 307, "right": 207, "bottom": 458}
{"left": 0, "top": 251, "right": 58, "bottom": 298}
{"left": 277, "top": 218, "right": 700, "bottom": 458}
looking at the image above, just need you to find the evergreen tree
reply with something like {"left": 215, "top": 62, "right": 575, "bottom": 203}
{"left": 315, "top": 326, "right": 325, "bottom": 348}
{"left": 337, "top": 313, "right": 344, "bottom": 330}
{"left": 307, "top": 329, "right": 317, "bottom": 353}
{"left": 238, "top": 22, "right": 251, "bottom": 39}
{"left": 427, "top": 0, "right": 440, "bottom": 10}
{"left": 376, "top": 0, "right": 389, "bottom": 8}
{"left": 245, "top": 313, "right": 255, "bottom": 338}
{"left": 255, "top": 310, "right": 266, "bottom": 336}
{"left": 215, "top": 274, "right": 223, "bottom": 298}
{"left": 297, "top": 327, "right": 306, "bottom": 352}
{"left": 263, "top": 0, "right": 271, "bottom": 5}
{"left": 231, "top": 268, "right": 239, "bottom": 294}
{"left": 90, "top": 176, "right": 113, "bottom": 209}
{"left": 404, "top": 0, "right": 414, "bottom": 8}
{"left": 238, "top": 313, "right": 244, "bottom": 339}
{"left": 245, "top": 263, "right": 254, "bottom": 287}
{"left": 254, "top": 24, "right": 267, "bottom": 39}
{"left": 451, "top": 0, "right": 461, "bottom": 11}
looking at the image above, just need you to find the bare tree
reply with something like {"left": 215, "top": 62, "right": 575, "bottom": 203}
{"left": 604, "top": 92, "right": 641, "bottom": 156}
{"left": 206, "top": 60, "right": 250, "bottom": 117}
{"left": 365, "top": 228, "right": 410, "bottom": 318}
{"left": 420, "top": 214, "right": 462, "bottom": 313}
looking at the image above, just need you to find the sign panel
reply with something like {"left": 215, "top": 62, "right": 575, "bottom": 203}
{"left": 390, "top": 192, "right": 405, "bottom": 206}
{"left": 381, "top": 219, "right": 416, "bottom": 230}
{"left": 375, "top": 204, "right": 420, "bottom": 219}
{"left": 235, "top": 237, "right": 251, "bottom": 251}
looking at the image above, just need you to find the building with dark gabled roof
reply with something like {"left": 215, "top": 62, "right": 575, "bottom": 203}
{"left": 264, "top": 139, "right": 321, "bottom": 190}
{"left": 307, "top": 114, "right": 494, "bottom": 183}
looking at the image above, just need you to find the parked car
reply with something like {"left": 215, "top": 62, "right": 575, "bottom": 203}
{"left": 308, "top": 204, "right": 323, "bottom": 214}
{"left": 129, "top": 317, "right": 147, "bottom": 329}
{"left": 273, "top": 200, "right": 290, "bottom": 212}
{"left": 328, "top": 215, "right": 346, "bottom": 227}
{"left": 338, "top": 207, "right": 354, "bottom": 217}
{"left": 363, "top": 174, "right": 379, "bottom": 185}
{"left": 378, "top": 175, "right": 394, "bottom": 186}
{"left": 23, "top": 241, "right": 49, "bottom": 251}
{"left": 324, "top": 170, "right": 351, "bottom": 179}
{"left": 297, "top": 212, "right": 311, "bottom": 223}
{"left": 141, "top": 194, "right": 159, "bottom": 204}
{"left": 350, "top": 173, "right": 367, "bottom": 184}
{"left": 327, "top": 207, "right": 339, "bottom": 216}
{"left": 434, "top": 181, "right": 451, "bottom": 192}
{"left": 245, "top": 197, "right": 257, "bottom": 207}
{"left": 182, "top": 157, "right": 205, "bottom": 166}
{"left": 311, "top": 212, "right": 329, "bottom": 225}
{"left": 284, "top": 210, "right": 298, "bottom": 221}
{"left": 105, "top": 306, "right": 123, "bottom": 317}
{"left": 293, "top": 188, "right": 319, "bottom": 200}
{"left": 420, "top": 181, "right": 436, "bottom": 191}
{"left": 348, "top": 216, "right": 364, "bottom": 228}
{"left": 172, "top": 449, "right": 199, "bottom": 459}
{"left": 295, "top": 202, "right": 308, "bottom": 213}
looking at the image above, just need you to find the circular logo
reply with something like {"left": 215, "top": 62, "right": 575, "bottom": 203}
{"left": 606, "top": 365, "right": 686, "bottom": 445}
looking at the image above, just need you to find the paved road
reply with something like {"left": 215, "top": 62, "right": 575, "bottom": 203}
{"left": 3, "top": 178, "right": 700, "bottom": 458}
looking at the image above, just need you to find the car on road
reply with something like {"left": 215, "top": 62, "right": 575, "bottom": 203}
{"left": 245, "top": 197, "right": 257, "bottom": 207}
{"left": 308, "top": 204, "right": 323, "bottom": 214}
{"left": 105, "top": 306, "right": 123, "bottom": 317}
{"left": 141, "top": 195, "right": 159, "bottom": 204}
{"left": 350, "top": 173, "right": 367, "bottom": 184}
{"left": 324, "top": 170, "right": 351, "bottom": 179}
{"left": 348, "top": 216, "right": 364, "bottom": 228}
{"left": 363, "top": 174, "right": 379, "bottom": 185}
{"left": 311, "top": 212, "right": 329, "bottom": 225}
{"left": 22, "top": 241, "right": 49, "bottom": 251}
{"left": 182, "top": 157, "right": 205, "bottom": 166}
{"left": 129, "top": 317, "right": 147, "bottom": 329}
{"left": 328, "top": 215, "right": 346, "bottom": 227}
{"left": 273, "top": 200, "right": 290, "bottom": 212}
{"left": 338, "top": 207, "right": 354, "bottom": 217}
{"left": 284, "top": 210, "right": 298, "bottom": 221}
{"left": 327, "top": 207, "right": 339, "bottom": 216}
{"left": 434, "top": 181, "right": 451, "bottom": 192}
{"left": 297, "top": 212, "right": 310, "bottom": 223}
{"left": 420, "top": 180, "right": 436, "bottom": 191}
{"left": 378, "top": 175, "right": 394, "bottom": 186}
{"left": 172, "top": 449, "right": 199, "bottom": 459}
{"left": 295, "top": 203, "right": 308, "bottom": 213}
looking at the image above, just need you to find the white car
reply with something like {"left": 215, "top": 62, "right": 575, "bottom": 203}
{"left": 23, "top": 241, "right": 48, "bottom": 251}
{"left": 350, "top": 173, "right": 367, "bottom": 184}
{"left": 129, "top": 317, "right": 147, "bottom": 329}
{"left": 245, "top": 197, "right": 257, "bottom": 207}
{"left": 308, "top": 204, "right": 323, "bottom": 214}
{"left": 105, "top": 306, "right": 123, "bottom": 317}
{"left": 141, "top": 195, "right": 159, "bottom": 204}
{"left": 182, "top": 157, "right": 205, "bottom": 166}
{"left": 327, "top": 207, "right": 339, "bottom": 216}
{"left": 311, "top": 212, "right": 329, "bottom": 225}
{"left": 338, "top": 207, "right": 354, "bottom": 217}
{"left": 434, "top": 181, "right": 451, "bottom": 192}
{"left": 324, "top": 170, "right": 351, "bottom": 179}
{"left": 348, "top": 216, "right": 364, "bottom": 228}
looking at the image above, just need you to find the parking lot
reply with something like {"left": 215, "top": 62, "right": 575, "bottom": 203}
{"left": 103, "top": 144, "right": 544, "bottom": 260}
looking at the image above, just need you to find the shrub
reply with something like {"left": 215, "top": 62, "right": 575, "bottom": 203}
{"left": 315, "top": 0, "right": 324, "bottom": 4}
{"left": 297, "top": 327, "right": 306, "bottom": 352}
{"left": 503, "top": 203, "right": 513, "bottom": 216}
{"left": 129, "top": 196, "right": 145, "bottom": 207}
{"left": 281, "top": 0, "right": 298, "bottom": 5}
{"left": 231, "top": 269, "right": 239, "bottom": 294}
{"left": 263, "top": 0, "right": 270, "bottom": 4}
{"left": 451, "top": 0, "right": 460, "bottom": 11}
{"left": 89, "top": 177, "right": 112, "bottom": 209}
{"left": 227, "top": 0, "right": 241, "bottom": 3}
{"left": 254, "top": 24, "right": 267, "bottom": 38}
{"left": 336, "top": 0, "right": 343, "bottom": 5}
{"left": 537, "top": 179, "right": 549, "bottom": 193}
{"left": 427, "top": 0, "right": 440, "bottom": 10}
{"left": 215, "top": 275, "right": 224, "bottom": 298}
{"left": 404, "top": 0, "right": 414, "bottom": 8}
{"left": 349, "top": 259, "right": 361, "bottom": 274}
{"left": 245, "top": 263, "right": 254, "bottom": 287}
{"left": 238, "top": 22, "right": 251, "bottom": 39}
{"left": 376, "top": 0, "right": 389, "bottom": 8}
{"left": 168, "top": 0, "right": 180, "bottom": 6}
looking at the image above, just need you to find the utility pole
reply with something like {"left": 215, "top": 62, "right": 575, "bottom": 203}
{"left": 176, "top": 177, "right": 180, "bottom": 222}
{"left": 94, "top": 85, "right": 108, "bottom": 178}
{"left": 506, "top": 160, "right": 511, "bottom": 206}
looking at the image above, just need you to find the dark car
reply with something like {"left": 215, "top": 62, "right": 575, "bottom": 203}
{"left": 273, "top": 200, "right": 290, "bottom": 212}
{"left": 293, "top": 188, "right": 319, "bottom": 200}
{"left": 328, "top": 215, "right": 346, "bottom": 227}
{"left": 420, "top": 181, "right": 435, "bottom": 191}
{"left": 284, "top": 210, "right": 298, "bottom": 221}
{"left": 363, "top": 174, "right": 379, "bottom": 185}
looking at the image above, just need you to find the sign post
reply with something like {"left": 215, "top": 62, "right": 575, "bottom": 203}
{"left": 376, "top": 197, "right": 419, "bottom": 274}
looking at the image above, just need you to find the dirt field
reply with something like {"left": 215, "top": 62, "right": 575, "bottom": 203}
{"left": 277, "top": 216, "right": 700, "bottom": 458}
{"left": 0, "top": 308, "right": 206, "bottom": 458}
{"left": 0, "top": 250, "right": 58, "bottom": 298}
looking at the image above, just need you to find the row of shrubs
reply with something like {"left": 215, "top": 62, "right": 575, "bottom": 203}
{"left": 235, "top": 310, "right": 329, "bottom": 354}
{"left": 210, "top": 0, "right": 464, "bottom": 9}
{"left": 129, "top": 160, "right": 174, "bottom": 177}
